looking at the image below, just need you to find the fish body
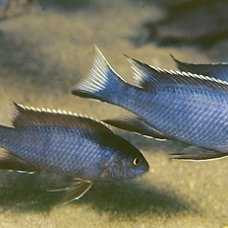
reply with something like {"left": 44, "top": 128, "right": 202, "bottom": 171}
{"left": 171, "top": 54, "right": 228, "bottom": 82}
{"left": 72, "top": 47, "right": 228, "bottom": 160}
{"left": 0, "top": 103, "right": 149, "bottom": 202}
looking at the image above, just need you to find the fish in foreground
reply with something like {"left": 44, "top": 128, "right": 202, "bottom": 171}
{"left": 72, "top": 47, "right": 228, "bottom": 161}
{"left": 171, "top": 54, "right": 228, "bottom": 82}
{"left": 0, "top": 103, "right": 149, "bottom": 203}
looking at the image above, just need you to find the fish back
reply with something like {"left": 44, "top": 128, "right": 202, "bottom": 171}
{"left": 171, "top": 54, "right": 228, "bottom": 82}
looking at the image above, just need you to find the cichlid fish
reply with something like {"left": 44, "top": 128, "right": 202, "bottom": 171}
{"left": 72, "top": 47, "right": 228, "bottom": 161}
{"left": 0, "top": 102, "right": 149, "bottom": 203}
{"left": 134, "top": 0, "right": 228, "bottom": 47}
{"left": 171, "top": 54, "right": 228, "bottom": 82}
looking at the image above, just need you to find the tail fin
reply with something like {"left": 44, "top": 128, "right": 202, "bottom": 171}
{"left": 72, "top": 46, "right": 126, "bottom": 104}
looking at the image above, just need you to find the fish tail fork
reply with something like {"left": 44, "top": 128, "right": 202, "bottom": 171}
{"left": 72, "top": 46, "right": 126, "bottom": 104}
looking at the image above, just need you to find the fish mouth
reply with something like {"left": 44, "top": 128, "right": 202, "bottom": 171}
{"left": 134, "top": 167, "right": 149, "bottom": 178}
{"left": 134, "top": 162, "right": 150, "bottom": 178}
{"left": 123, "top": 164, "right": 149, "bottom": 180}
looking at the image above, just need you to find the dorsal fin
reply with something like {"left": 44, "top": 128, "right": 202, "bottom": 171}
{"left": 126, "top": 56, "right": 228, "bottom": 92}
{"left": 170, "top": 54, "right": 228, "bottom": 82}
{"left": 11, "top": 102, "right": 113, "bottom": 135}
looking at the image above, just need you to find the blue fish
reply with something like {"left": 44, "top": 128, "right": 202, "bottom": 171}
{"left": 171, "top": 54, "right": 228, "bottom": 82}
{"left": 0, "top": 102, "right": 149, "bottom": 203}
{"left": 72, "top": 47, "right": 228, "bottom": 161}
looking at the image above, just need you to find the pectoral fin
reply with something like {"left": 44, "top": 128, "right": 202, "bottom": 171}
{"left": 104, "top": 116, "right": 171, "bottom": 140}
{"left": 49, "top": 179, "right": 93, "bottom": 204}
{"left": 61, "top": 180, "right": 93, "bottom": 203}
{"left": 170, "top": 146, "right": 228, "bottom": 161}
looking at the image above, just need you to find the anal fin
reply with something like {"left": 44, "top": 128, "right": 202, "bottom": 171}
{"left": 0, "top": 151, "right": 38, "bottom": 173}
{"left": 170, "top": 146, "right": 228, "bottom": 161}
{"left": 104, "top": 116, "right": 171, "bottom": 140}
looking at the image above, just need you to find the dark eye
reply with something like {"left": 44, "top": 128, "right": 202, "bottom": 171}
{"left": 133, "top": 157, "right": 141, "bottom": 166}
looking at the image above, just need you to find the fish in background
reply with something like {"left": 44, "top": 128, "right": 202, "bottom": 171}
{"left": 72, "top": 47, "right": 228, "bottom": 161}
{"left": 171, "top": 54, "right": 228, "bottom": 82}
{"left": 0, "top": 0, "right": 38, "bottom": 21}
{"left": 39, "top": 0, "right": 91, "bottom": 11}
{"left": 0, "top": 0, "right": 9, "bottom": 20}
{"left": 0, "top": 102, "right": 149, "bottom": 203}
{"left": 134, "top": 0, "right": 228, "bottom": 47}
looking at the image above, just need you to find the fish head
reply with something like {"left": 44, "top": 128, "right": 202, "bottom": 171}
{"left": 120, "top": 148, "right": 149, "bottom": 180}
{"left": 100, "top": 139, "right": 149, "bottom": 181}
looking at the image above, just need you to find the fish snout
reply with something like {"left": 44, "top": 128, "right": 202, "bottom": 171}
{"left": 128, "top": 156, "right": 149, "bottom": 179}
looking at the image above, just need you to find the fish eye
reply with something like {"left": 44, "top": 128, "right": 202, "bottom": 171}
{"left": 133, "top": 157, "right": 141, "bottom": 166}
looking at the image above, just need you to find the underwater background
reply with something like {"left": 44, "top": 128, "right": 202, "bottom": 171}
{"left": 0, "top": 0, "right": 228, "bottom": 227}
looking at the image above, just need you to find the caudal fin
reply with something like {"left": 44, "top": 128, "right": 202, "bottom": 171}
{"left": 72, "top": 46, "right": 126, "bottom": 104}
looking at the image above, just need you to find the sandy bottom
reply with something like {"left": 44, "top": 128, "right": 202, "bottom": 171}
{"left": 0, "top": 1, "right": 228, "bottom": 227}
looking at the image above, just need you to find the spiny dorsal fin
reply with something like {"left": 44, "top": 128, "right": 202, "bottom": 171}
{"left": 126, "top": 56, "right": 228, "bottom": 91}
{"left": 11, "top": 102, "right": 113, "bottom": 135}
{"left": 170, "top": 54, "right": 228, "bottom": 82}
